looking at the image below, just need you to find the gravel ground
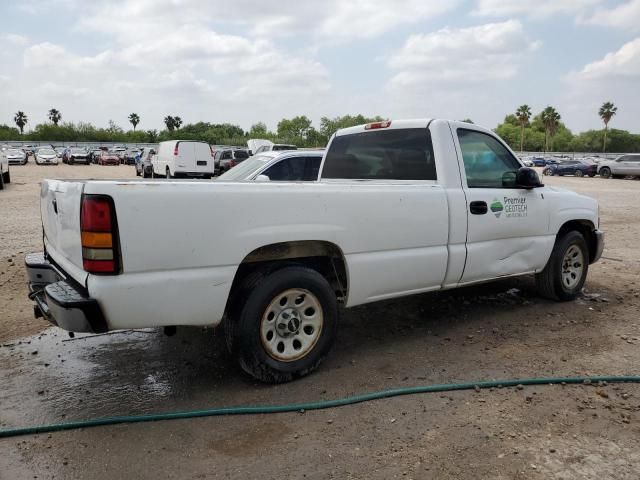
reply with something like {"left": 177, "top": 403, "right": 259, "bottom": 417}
{"left": 0, "top": 163, "right": 639, "bottom": 479}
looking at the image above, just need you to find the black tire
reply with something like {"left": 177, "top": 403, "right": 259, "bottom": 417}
{"left": 0, "top": 169, "right": 4, "bottom": 190}
{"left": 136, "top": 168, "right": 141, "bottom": 176}
{"left": 600, "top": 167, "right": 611, "bottom": 179}
{"left": 4, "top": 169, "right": 10, "bottom": 184}
{"left": 166, "top": 168, "right": 171, "bottom": 179}
{"left": 575, "top": 170, "right": 584, "bottom": 177}
{"left": 227, "top": 265, "right": 339, "bottom": 383}
{"left": 535, "top": 231, "right": 589, "bottom": 301}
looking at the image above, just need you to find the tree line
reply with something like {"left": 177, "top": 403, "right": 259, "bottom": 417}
{"left": 2, "top": 104, "right": 638, "bottom": 153}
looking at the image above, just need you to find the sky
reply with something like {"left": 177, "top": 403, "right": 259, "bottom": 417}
{"left": 1, "top": 0, "right": 639, "bottom": 134}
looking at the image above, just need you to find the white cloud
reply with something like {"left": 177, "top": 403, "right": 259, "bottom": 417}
{"left": 2, "top": 34, "right": 29, "bottom": 46}
{"left": 573, "top": 38, "right": 640, "bottom": 79}
{"left": 474, "top": 0, "right": 601, "bottom": 18}
{"left": 578, "top": 0, "right": 640, "bottom": 31}
{"left": 387, "top": 20, "right": 539, "bottom": 88}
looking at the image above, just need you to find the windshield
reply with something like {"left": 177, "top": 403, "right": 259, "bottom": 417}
{"left": 218, "top": 155, "right": 272, "bottom": 181}
{"left": 39, "top": 148, "right": 55, "bottom": 155}
{"left": 7, "top": 149, "right": 22, "bottom": 156}
{"left": 272, "top": 145, "right": 297, "bottom": 151}
{"left": 71, "top": 148, "right": 86, "bottom": 154}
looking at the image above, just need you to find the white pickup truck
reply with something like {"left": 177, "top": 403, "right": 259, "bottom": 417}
{"left": 26, "top": 119, "right": 604, "bottom": 382}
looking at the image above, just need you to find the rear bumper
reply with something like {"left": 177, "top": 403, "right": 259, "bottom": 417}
{"left": 25, "top": 252, "right": 108, "bottom": 333}
{"left": 592, "top": 229, "right": 604, "bottom": 264}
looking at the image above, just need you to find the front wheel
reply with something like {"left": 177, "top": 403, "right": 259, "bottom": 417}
{"left": 600, "top": 167, "right": 611, "bottom": 179}
{"left": 4, "top": 170, "right": 10, "bottom": 184}
{"left": 227, "top": 265, "right": 339, "bottom": 383}
{"left": 536, "top": 231, "right": 589, "bottom": 301}
{"left": 575, "top": 170, "right": 584, "bottom": 177}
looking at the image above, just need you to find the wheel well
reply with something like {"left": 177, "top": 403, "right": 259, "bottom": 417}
{"left": 225, "top": 241, "right": 349, "bottom": 315}
{"left": 557, "top": 220, "right": 597, "bottom": 263}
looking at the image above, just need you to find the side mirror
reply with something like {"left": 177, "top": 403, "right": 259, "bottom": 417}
{"left": 255, "top": 174, "right": 270, "bottom": 182}
{"left": 516, "top": 167, "right": 544, "bottom": 189}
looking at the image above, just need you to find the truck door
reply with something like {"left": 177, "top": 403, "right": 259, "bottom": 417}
{"left": 453, "top": 127, "right": 551, "bottom": 284}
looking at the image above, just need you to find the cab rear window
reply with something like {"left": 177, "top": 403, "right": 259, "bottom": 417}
{"left": 322, "top": 128, "right": 436, "bottom": 180}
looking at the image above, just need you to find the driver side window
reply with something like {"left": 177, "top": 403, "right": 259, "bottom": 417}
{"left": 457, "top": 129, "right": 520, "bottom": 188}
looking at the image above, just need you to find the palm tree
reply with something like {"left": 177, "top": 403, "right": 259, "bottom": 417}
{"left": 515, "top": 105, "right": 532, "bottom": 152}
{"left": 598, "top": 101, "right": 617, "bottom": 153}
{"left": 541, "top": 106, "right": 561, "bottom": 152}
{"left": 128, "top": 113, "right": 140, "bottom": 131}
{"left": 173, "top": 116, "right": 183, "bottom": 130}
{"left": 48, "top": 108, "right": 61, "bottom": 125}
{"left": 14, "top": 111, "right": 28, "bottom": 134}
{"left": 164, "top": 115, "right": 175, "bottom": 131}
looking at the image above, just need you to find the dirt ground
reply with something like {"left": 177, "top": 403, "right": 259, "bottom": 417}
{"left": 0, "top": 163, "right": 639, "bottom": 479}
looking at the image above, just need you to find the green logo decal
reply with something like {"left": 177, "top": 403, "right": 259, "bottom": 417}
{"left": 490, "top": 199, "right": 504, "bottom": 218}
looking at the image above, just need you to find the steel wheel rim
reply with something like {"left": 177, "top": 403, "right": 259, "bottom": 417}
{"left": 562, "top": 244, "right": 584, "bottom": 290}
{"left": 260, "top": 288, "right": 324, "bottom": 362}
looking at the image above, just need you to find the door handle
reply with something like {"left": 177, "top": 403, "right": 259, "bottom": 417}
{"left": 469, "top": 201, "right": 487, "bottom": 215}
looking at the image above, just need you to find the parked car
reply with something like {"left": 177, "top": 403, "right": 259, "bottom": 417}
{"left": 22, "top": 145, "right": 36, "bottom": 157}
{"left": 35, "top": 148, "right": 59, "bottom": 165}
{"left": 597, "top": 154, "right": 640, "bottom": 179}
{"left": 97, "top": 151, "right": 121, "bottom": 165}
{"left": 151, "top": 140, "right": 215, "bottom": 178}
{"left": 531, "top": 157, "right": 557, "bottom": 167}
{"left": 215, "top": 148, "right": 250, "bottom": 174}
{"left": 124, "top": 149, "right": 140, "bottom": 165}
{"left": 520, "top": 157, "right": 534, "bottom": 167}
{"left": 218, "top": 150, "right": 323, "bottom": 181}
{"left": 89, "top": 149, "right": 103, "bottom": 164}
{"left": 247, "top": 139, "right": 298, "bottom": 156}
{"left": 543, "top": 160, "right": 596, "bottom": 177}
{"left": 6, "top": 148, "right": 27, "bottom": 165}
{"left": 63, "top": 147, "right": 90, "bottom": 164}
{"left": 54, "top": 147, "right": 66, "bottom": 159}
{"left": 0, "top": 150, "right": 9, "bottom": 189}
{"left": 25, "top": 118, "right": 603, "bottom": 383}
{"left": 135, "top": 147, "right": 155, "bottom": 177}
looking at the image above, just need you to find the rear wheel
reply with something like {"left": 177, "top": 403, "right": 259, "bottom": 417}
{"left": 600, "top": 167, "right": 611, "bottom": 179}
{"left": 166, "top": 167, "right": 172, "bottom": 179}
{"left": 4, "top": 169, "right": 10, "bottom": 184}
{"left": 575, "top": 170, "right": 584, "bottom": 177}
{"left": 536, "top": 231, "right": 589, "bottom": 301}
{"left": 226, "top": 265, "right": 338, "bottom": 383}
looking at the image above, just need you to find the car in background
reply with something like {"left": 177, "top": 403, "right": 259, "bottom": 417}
{"left": 151, "top": 140, "right": 215, "bottom": 178}
{"left": 218, "top": 150, "right": 324, "bottom": 182}
{"left": 531, "top": 157, "right": 558, "bottom": 167}
{"left": 597, "top": 154, "right": 640, "bottom": 179}
{"left": 54, "top": 146, "right": 66, "bottom": 159}
{"left": 35, "top": 148, "right": 59, "bottom": 165}
{"left": 124, "top": 149, "right": 140, "bottom": 165}
{"left": 6, "top": 148, "right": 27, "bottom": 165}
{"left": 62, "top": 147, "right": 90, "bottom": 164}
{"left": 519, "top": 157, "right": 534, "bottom": 167}
{"left": 22, "top": 145, "right": 36, "bottom": 157}
{"left": 135, "top": 147, "right": 155, "bottom": 177}
{"left": 0, "top": 149, "right": 9, "bottom": 189}
{"left": 543, "top": 160, "right": 596, "bottom": 177}
{"left": 215, "top": 148, "right": 250, "bottom": 174}
{"left": 96, "top": 151, "right": 121, "bottom": 166}
{"left": 90, "top": 149, "right": 105, "bottom": 164}
{"left": 247, "top": 139, "right": 297, "bottom": 156}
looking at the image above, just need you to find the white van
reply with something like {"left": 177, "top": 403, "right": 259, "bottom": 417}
{"left": 151, "top": 140, "right": 214, "bottom": 179}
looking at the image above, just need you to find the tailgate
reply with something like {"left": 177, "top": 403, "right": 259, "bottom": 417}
{"left": 41, "top": 180, "right": 88, "bottom": 285}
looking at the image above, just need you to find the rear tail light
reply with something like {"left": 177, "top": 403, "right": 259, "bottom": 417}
{"left": 173, "top": 144, "right": 179, "bottom": 156}
{"left": 229, "top": 160, "right": 236, "bottom": 168}
{"left": 364, "top": 120, "right": 392, "bottom": 130}
{"left": 80, "top": 195, "right": 119, "bottom": 274}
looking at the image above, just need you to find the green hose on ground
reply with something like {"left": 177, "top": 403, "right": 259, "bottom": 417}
{"left": 1, "top": 375, "right": 639, "bottom": 439}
